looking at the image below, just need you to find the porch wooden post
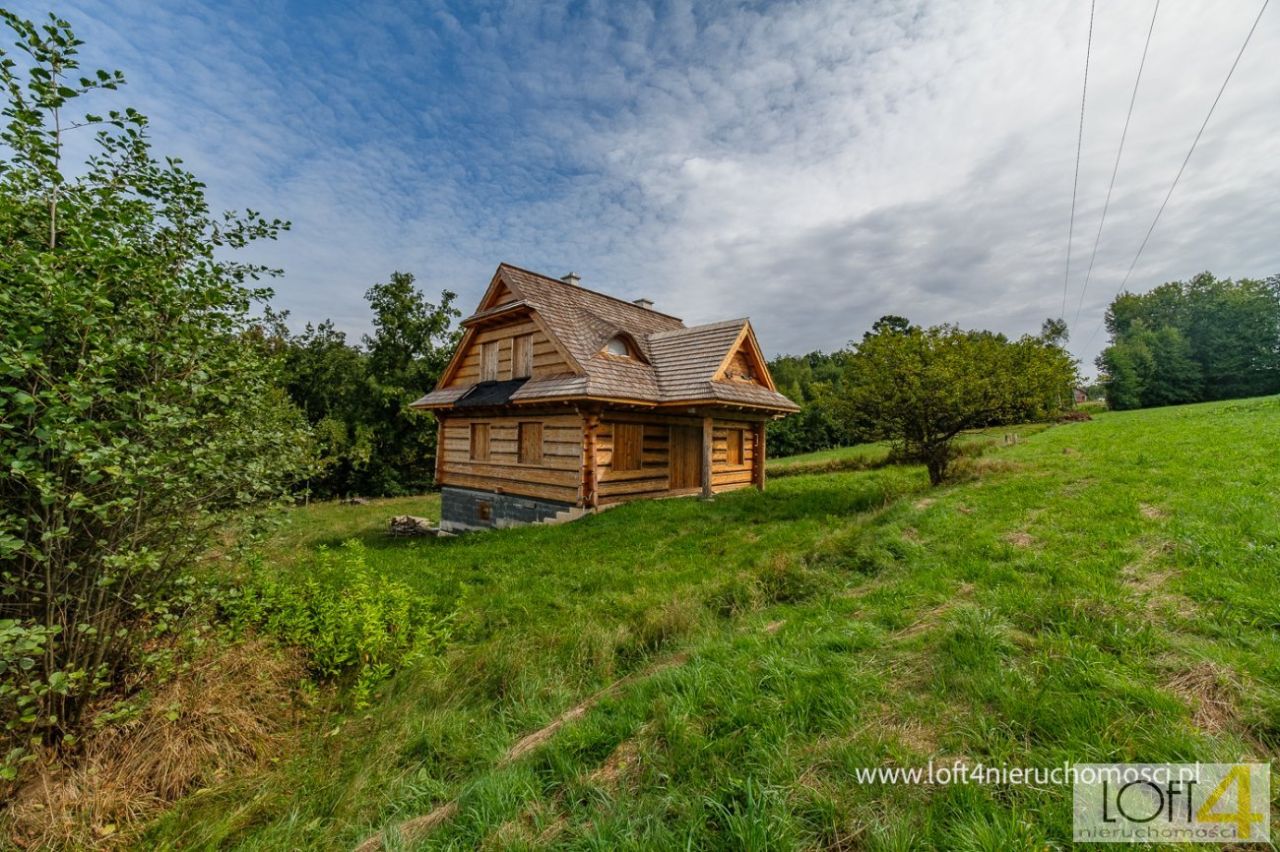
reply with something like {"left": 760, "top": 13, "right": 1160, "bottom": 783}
{"left": 701, "top": 415, "right": 714, "bottom": 500}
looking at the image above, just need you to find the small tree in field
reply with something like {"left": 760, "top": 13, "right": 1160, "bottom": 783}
{"left": 846, "top": 319, "right": 1076, "bottom": 485}
{"left": 0, "top": 11, "right": 311, "bottom": 763}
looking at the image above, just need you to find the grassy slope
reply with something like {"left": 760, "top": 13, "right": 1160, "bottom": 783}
{"left": 150, "top": 397, "right": 1280, "bottom": 850}
{"left": 766, "top": 423, "right": 1051, "bottom": 478}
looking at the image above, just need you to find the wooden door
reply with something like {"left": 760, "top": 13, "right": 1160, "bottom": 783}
{"left": 669, "top": 425, "right": 701, "bottom": 490}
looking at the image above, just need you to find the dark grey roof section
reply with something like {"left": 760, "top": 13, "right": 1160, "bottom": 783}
{"left": 455, "top": 378, "right": 529, "bottom": 408}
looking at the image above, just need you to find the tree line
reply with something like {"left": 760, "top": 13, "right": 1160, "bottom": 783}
{"left": 260, "top": 273, "right": 459, "bottom": 499}
{"left": 1096, "top": 272, "right": 1280, "bottom": 410}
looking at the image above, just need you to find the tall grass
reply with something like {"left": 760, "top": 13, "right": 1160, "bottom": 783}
{"left": 148, "top": 396, "right": 1280, "bottom": 850}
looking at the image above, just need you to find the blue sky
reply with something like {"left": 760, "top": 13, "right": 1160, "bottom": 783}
{"left": 8, "top": 0, "right": 1279, "bottom": 371}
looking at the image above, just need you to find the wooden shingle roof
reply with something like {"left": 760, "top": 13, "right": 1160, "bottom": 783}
{"left": 411, "top": 264, "right": 799, "bottom": 413}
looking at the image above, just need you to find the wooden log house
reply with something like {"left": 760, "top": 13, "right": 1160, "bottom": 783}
{"left": 411, "top": 264, "right": 799, "bottom": 531}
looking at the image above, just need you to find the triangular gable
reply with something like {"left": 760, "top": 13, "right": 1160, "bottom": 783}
{"left": 434, "top": 265, "right": 583, "bottom": 390}
{"left": 712, "top": 321, "right": 777, "bottom": 392}
{"left": 474, "top": 264, "right": 524, "bottom": 312}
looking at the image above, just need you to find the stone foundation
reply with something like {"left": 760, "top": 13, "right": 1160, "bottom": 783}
{"left": 439, "top": 486, "right": 579, "bottom": 532}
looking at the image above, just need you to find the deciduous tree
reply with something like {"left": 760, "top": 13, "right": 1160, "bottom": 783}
{"left": 846, "top": 319, "right": 1075, "bottom": 485}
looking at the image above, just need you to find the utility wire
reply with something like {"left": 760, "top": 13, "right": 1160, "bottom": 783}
{"left": 1083, "top": 0, "right": 1271, "bottom": 353}
{"left": 1061, "top": 0, "right": 1097, "bottom": 321}
{"left": 1072, "top": 0, "right": 1161, "bottom": 331}
{"left": 1113, "top": 0, "right": 1270, "bottom": 294}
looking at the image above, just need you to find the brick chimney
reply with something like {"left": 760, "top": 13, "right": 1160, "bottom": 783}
{"left": 560, "top": 272, "right": 581, "bottom": 287}
{"left": 633, "top": 298, "right": 654, "bottom": 310}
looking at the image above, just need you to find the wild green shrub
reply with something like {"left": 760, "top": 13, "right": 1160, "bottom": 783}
{"left": 0, "top": 11, "right": 312, "bottom": 767}
{"left": 218, "top": 541, "right": 452, "bottom": 707}
{"left": 0, "top": 621, "right": 70, "bottom": 780}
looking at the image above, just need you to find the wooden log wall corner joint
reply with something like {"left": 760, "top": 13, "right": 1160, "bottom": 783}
{"left": 700, "top": 415, "right": 714, "bottom": 500}
{"left": 754, "top": 421, "right": 767, "bottom": 492}
{"left": 583, "top": 412, "right": 600, "bottom": 509}
{"left": 434, "top": 417, "right": 445, "bottom": 484}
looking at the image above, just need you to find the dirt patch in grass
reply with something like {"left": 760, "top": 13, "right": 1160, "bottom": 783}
{"left": 913, "top": 498, "right": 935, "bottom": 510}
{"left": 588, "top": 738, "right": 641, "bottom": 789}
{"left": 1139, "top": 503, "right": 1168, "bottom": 520}
{"left": 4, "top": 639, "right": 305, "bottom": 850}
{"left": 1003, "top": 531, "right": 1034, "bottom": 548}
{"left": 1119, "top": 540, "right": 1196, "bottom": 618}
{"left": 1165, "top": 662, "right": 1241, "bottom": 735}
{"left": 764, "top": 620, "right": 786, "bottom": 634}
{"left": 834, "top": 700, "right": 942, "bottom": 759}
{"left": 885, "top": 718, "right": 939, "bottom": 756}
{"left": 482, "top": 798, "right": 568, "bottom": 849}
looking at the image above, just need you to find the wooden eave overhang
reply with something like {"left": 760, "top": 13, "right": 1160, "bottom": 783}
{"left": 414, "top": 392, "right": 795, "bottom": 416}
{"left": 459, "top": 300, "right": 533, "bottom": 328}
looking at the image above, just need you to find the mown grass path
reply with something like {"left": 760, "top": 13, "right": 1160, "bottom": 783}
{"left": 150, "top": 397, "right": 1280, "bottom": 850}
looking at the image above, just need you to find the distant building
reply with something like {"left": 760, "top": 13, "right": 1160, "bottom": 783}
{"left": 411, "top": 264, "right": 799, "bottom": 531}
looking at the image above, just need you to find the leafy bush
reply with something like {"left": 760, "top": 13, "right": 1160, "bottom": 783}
{"left": 0, "top": 10, "right": 313, "bottom": 758}
{"left": 218, "top": 541, "right": 452, "bottom": 707}
{"left": 0, "top": 621, "right": 73, "bottom": 779}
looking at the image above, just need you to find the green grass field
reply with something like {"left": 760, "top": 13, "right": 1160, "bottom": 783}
{"left": 150, "top": 397, "right": 1280, "bottom": 850}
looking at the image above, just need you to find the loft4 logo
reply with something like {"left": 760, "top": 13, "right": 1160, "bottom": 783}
{"left": 1074, "top": 763, "right": 1270, "bottom": 844}
{"left": 1196, "top": 765, "right": 1266, "bottom": 838}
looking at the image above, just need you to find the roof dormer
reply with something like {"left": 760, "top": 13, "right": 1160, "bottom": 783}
{"left": 598, "top": 332, "right": 646, "bottom": 363}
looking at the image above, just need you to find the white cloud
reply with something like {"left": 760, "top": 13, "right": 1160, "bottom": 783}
{"left": 11, "top": 0, "right": 1279, "bottom": 373}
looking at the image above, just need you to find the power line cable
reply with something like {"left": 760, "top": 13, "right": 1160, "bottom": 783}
{"left": 1072, "top": 0, "right": 1161, "bottom": 331}
{"left": 1061, "top": 0, "right": 1097, "bottom": 320}
{"left": 1083, "top": 0, "right": 1271, "bottom": 352}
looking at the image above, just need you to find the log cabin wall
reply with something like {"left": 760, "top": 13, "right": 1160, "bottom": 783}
{"left": 595, "top": 412, "right": 674, "bottom": 503}
{"left": 710, "top": 417, "right": 758, "bottom": 493}
{"left": 593, "top": 411, "right": 762, "bottom": 505}
{"left": 438, "top": 411, "right": 583, "bottom": 504}
{"left": 443, "top": 318, "right": 571, "bottom": 388}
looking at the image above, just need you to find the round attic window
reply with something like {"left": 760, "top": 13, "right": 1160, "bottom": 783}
{"left": 604, "top": 336, "right": 630, "bottom": 357}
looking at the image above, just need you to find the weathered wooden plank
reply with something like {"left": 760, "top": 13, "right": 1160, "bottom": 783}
{"left": 438, "top": 471, "right": 580, "bottom": 504}
{"left": 712, "top": 470, "right": 753, "bottom": 486}
{"left": 701, "top": 416, "right": 713, "bottom": 499}
{"left": 441, "top": 461, "right": 579, "bottom": 486}
{"left": 598, "top": 476, "right": 670, "bottom": 496}
{"left": 583, "top": 413, "right": 599, "bottom": 509}
{"left": 600, "top": 467, "right": 670, "bottom": 483}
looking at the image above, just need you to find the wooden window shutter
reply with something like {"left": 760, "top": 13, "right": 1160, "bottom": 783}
{"left": 512, "top": 334, "right": 533, "bottom": 379}
{"left": 727, "top": 428, "right": 744, "bottom": 465}
{"left": 470, "top": 423, "right": 490, "bottom": 461}
{"left": 518, "top": 422, "right": 543, "bottom": 465}
{"left": 612, "top": 423, "right": 643, "bottom": 472}
{"left": 480, "top": 341, "right": 499, "bottom": 382}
